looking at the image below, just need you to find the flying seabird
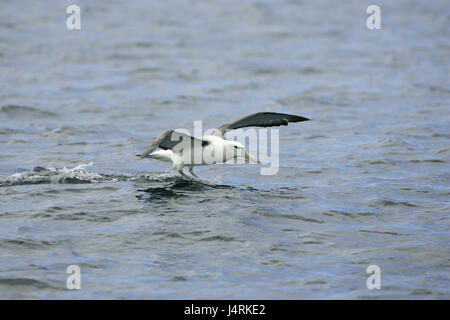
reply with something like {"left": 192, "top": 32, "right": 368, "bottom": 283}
{"left": 137, "top": 112, "right": 309, "bottom": 178}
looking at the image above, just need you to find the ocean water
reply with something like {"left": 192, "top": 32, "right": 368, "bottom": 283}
{"left": 0, "top": 0, "right": 449, "bottom": 299}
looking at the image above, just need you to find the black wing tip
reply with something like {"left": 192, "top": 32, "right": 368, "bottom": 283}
{"left": 296, "top": 116, "right": 310, "bottom": 122}
{"left": 258, "top": 112, "right": 310, "bottom": 122}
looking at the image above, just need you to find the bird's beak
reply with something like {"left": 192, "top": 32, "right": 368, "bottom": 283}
{"left": 243, "top": 150, "right": 260, "bottom": 164}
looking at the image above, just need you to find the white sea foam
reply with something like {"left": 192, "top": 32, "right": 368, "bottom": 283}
{"left": 0, "top": 164, "right": 181, "bottom": 187}
{"left": 0, "top": 162, "right": 102, "bottom": 186}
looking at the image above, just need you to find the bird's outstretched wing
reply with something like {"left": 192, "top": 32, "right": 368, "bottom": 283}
{"left": 138, "top": 130, "right": 208, "bottom": 159}
{"left": 214, "top": 112, "right": 309, "bottom": 137}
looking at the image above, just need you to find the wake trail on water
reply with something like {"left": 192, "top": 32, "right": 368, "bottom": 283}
{"left": 0, "top": 163, "right": 182, "bottom": 187}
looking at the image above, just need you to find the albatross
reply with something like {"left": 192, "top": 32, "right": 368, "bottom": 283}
{"left": 137, "top": 112, "right": 309, "bottom": 178}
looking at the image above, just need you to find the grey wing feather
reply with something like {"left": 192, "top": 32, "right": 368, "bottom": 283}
{"left": 138, "top": 130, "right": 208, "bottom": 159}
{"left": 214, "top": 112, "right": 309, "bottom": 136}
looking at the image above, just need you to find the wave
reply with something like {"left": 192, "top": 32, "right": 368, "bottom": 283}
{"left": 0, "top": 163, "right": 103, "bottom": 187}
{"left": 0, "top": 105, "right": 58, "bottom": 119}
{"left": 0, "top": 163, "right": 218, "bottom": 188}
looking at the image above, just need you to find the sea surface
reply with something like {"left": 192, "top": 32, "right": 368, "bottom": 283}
{"left": 0, "top": 0, "right": 449, "bottom": 299}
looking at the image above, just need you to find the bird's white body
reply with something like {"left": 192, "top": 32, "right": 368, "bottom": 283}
{"left": 147, "top": 149, "right": 173, "bottom": 163}
{"left": 146, "top": 135, "right": 254, "bottom": 174}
